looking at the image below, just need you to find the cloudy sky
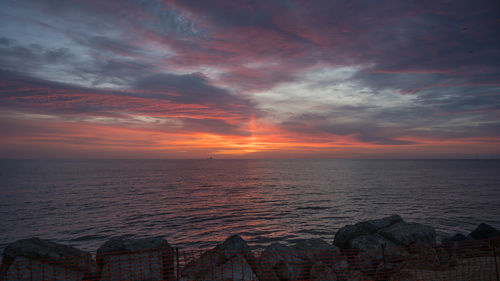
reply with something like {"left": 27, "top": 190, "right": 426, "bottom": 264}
{"left": 1, "top": 0, "right": 499, "bottom": 158}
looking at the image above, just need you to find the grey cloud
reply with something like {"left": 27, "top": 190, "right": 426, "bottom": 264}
{"left": 0, "top": 39, "right": 74, "bottom": 68}
{"left": 0, "top": 37, "right": 11, "bottom": 45}
{"left": 318, "top": 121, "right": 417, "bottom": 145}
{"left": 134, "top": 0, "right": 203, "bottom": 38}
{"left": 134, "top": 73, "right": 249, "bottom": 106}
{"left": 76, "top": 36, "right": 144, "bottom": 57}
{"left": 281, "top": 111, "right": 417, "bottom": 145}
{"left": 351, "top": 70, "right": 450, "bottom": 92}
{"left": 73, "top": 59, "right": 154, "bottom": 87}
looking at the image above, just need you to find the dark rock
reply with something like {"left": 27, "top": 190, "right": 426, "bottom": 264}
{"left": 332, "top": 256, "right": 349, "bottom": 281}
{"left": 310, "top": 261, "right": 337, "bottom": 281}
{"left": 1, "top": 237, "right": 95, "bottom": 281}
{"left": 333, "top": 215, "right": 402, "bottom": 249}
{"left": 468, "top": 223, "right": 500, "bottom": 240}
{"left": 378, "top": 221, "right": 436, "bottom": 247}
{"left": 292, "top": 238, "right": 340, "bottom": 265}
{"left": 442, "top": 233, "right": 468, "bottom": 244}
{"left": 349, "top": 233, "right": 408, "bottom": 277}
{"left": 349, "top": 234, "right": 397, "bottom": 251}
{"left": 259, "top": 243, "right": 305, "bottom": 281}
{"left": 96, "top": 236, "right": 174, "bottom": 281}
{"left": 436, "top": 246, "right": 457, "bottom": 268}
{"left": 441, "top": 233, "right": 474, "bottom": 256}
{"left": 214, "top": 234, "right": 252, "bottom": 260}
{"left": 367, "top": 215, "right": 403, "bottom": 230}
{"left": 260, "top": 243, "right": 301, "bottom": 266}
{"left": 182, "top": 235, "right": 258, "bottom": 281}
{"left": 201, "top": 253, "right": 258, "bottom": 281}
{"left": 97, "top": 236, "right": 170, "bottom": 254}
{"left": 274, "top": 260, "right": 307, "bottom": 281}
{"left": 334, "top": 222, "right": 378, "bottom": 249}
{"left": 414, "top": 247, "right": 441, "bottom": 269}
{"left": 375, "top": 260, "right": 403, "bottom": 281}
{"left": 355, "top": 251, "right": 379, "bottom": 277}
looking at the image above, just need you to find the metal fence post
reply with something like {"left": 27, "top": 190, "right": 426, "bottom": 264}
{"left": 492, "top": 240, "right": 499, "bottom": 281}
{"left": 176, "top": 248, "right": 180, "bottom": 281}
{"left": 381, "top": 244, "right": 387, "bottom": 270}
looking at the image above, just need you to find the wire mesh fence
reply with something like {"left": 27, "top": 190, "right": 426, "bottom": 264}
{"left": 1, "top": 238, "right": 499, "bottom": 280}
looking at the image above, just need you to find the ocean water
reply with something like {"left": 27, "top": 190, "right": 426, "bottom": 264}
{"left": 1, "top": 159, "right": 499, "bottom": 254}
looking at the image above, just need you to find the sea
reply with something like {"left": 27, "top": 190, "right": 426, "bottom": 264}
{"left": 1, "top": 159, "right": 499, "bottom": 254}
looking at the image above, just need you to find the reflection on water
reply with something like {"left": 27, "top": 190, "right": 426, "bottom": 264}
{"left": 1, "top": 159, "right": 499, "bottom": 253}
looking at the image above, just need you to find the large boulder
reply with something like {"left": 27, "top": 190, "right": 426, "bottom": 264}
{"left": 201, "top": 253, "right": 258, "bottom": 281}
{"left": 349, "top": 233, "right": 397, "bottom": 251}
{"left": 441, "top": 233, "right": 473, "bottom": 257}
{"left": 333, "top": 215, "right": 403, "bottom": 249}
{"left": 334, "top": 216, "right": 432, "bottom": 279}
{"left": 292, "top": 238, "right": 341, "bottom": 266}
{"left": 378, "top": 221, "right": 436, "bottom": 247}
{"left": 310, "top": 261, "right": 337, "bottom": 281}
{"left": 333, "top": 222, "right": 378, "bottom": 249}
{"left": 257, "top": 239, "right": 340, "bottom": 281}
{"left": 468, "top": 223, "right": 500, "bottom": 240}
{"left": 367, "top": 215, "right": 404, "bottom": 230}
{"left": 0, "top": 237, "right": 95, "bottom": 281}
{"left": 258, "top": 243, "right": 304, "bottom": 281}
{"left": 96, "top": 236, "right": 174, "bottom": 281}
{"left": 181, "top": 235, "right": 258, "bottom": 281}
{"left": 442, "top": 233, "right": 469, "bottom": 245}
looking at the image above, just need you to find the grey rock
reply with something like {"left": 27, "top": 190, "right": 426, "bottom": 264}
{"left": 333, "top": 215, "right": 402, "bottom": 249}
{"left": 468, "top": 223, "right": 500, "bottom": 240}
{"left": 349, "top": 234, "right": 397, "bottom": 251}
{"left": 1, "top": 237, "right": 95, "bottom": 281}
{"left": 332, "top": 257, "right": 350, "bottom": 281}
{"left": 260, "top": 243, "right": 302, "bottom": 267}
{"left": 334, "top": 222, "right": 378, "bottom": 249}
{"left": 292, "top": 238, "right": 340, "bottom": 265}
{"left": 274, "top": 260, "right": 305, "bottom": 281}
{"left": 310, "top": 261, "right": 337, "bottom": 281}
{"left": 355, "top": 251, "right": 378, "bottom": 277}
{"left": 412, "top": 247, "right": 441, "bottom": 269}
{"left": 442, "top": 233, "right": 468, "bottom": 244}
{"left": 378, "top": 221, "right": 436, "bottom": 247}
{"left": 436, "top": 246, "right": 457, "bottom": 267}
{"left": 441, "top": 233, "right": 474, "bottom": 256}
{"left": 350, "top": 233, "right": 408, "bottom": 263}
{"left": 201, "top": 253, "right": 258, "bottom": 281}
{"left": 213, "top": 234, "right": 253, "bottom": 262}
{"left": 375, "top": 260, "right": 403, "bottom": 281}
{"left": 97, "top": 236, "right": 170, "bottom": 254}
{"left": 367, "top": 215, "right": 403, "bottom": 230}
{"left": 182, "top": 235, "right": 256, "bottom": 281}
{"left": 259, "top": 243, "right": 306, "bottom": 281}
{"left": 96, "top": 236, "right": 174, "bottom": 281}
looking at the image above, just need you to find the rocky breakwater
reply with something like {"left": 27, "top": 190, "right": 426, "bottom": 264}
{"left": 1, "top": 215, "right": 499, "bottom": 281}
{"left": 0, "top": 237, "right": 96, "bottom": 281}
{"left": 96, "top": 236, "right": 174, "bottom": 281}
{"left": 332, "top": 215, "right": 436, "bottom": 279}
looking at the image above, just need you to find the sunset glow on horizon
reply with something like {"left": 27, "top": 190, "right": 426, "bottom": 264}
{"left": 1, "top": 0, "right": 499, "bottom": 158}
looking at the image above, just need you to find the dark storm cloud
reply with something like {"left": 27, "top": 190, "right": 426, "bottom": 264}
{"left": 282, "top": 112, "right": 417, "bottom": 145}
{"left": 1, "top": 0, "right": 499, "bottom": 154}
{"left": 0, "top": 69, "right": 255, "bottom": 126}
{"left": 134, "top": 73, "right": 254, "bottom": 108}
{"left": 76, "top": 36, "right": 145, "bottom": 57}
{"left": 0, "top": 38, "right": 74, "bottom": 69}
{"left": 73, "top": 59, "right": 155, "bottom": 87}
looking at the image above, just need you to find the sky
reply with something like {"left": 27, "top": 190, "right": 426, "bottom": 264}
{"left": 1, "top": 0, "right": 500, "bottom": 159}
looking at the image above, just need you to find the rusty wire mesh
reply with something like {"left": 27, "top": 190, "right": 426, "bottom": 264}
{"left": 1, "top": 239, "right": 499, "bottom": 280}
